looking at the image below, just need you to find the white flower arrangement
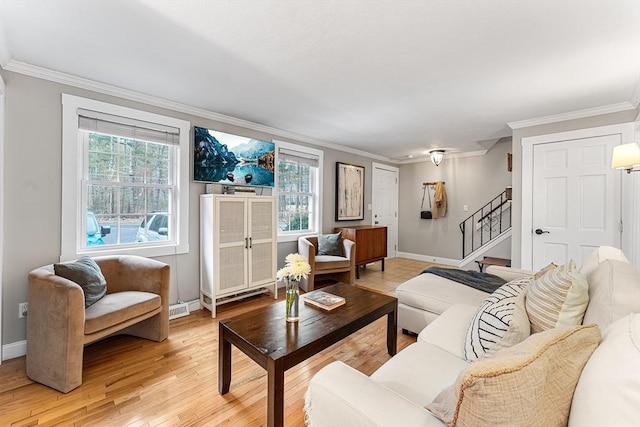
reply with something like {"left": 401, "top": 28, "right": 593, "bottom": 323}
{"left": 278, "top": 253, "right": 311, "bottom": 322}
{"left": 277, "top": 253, "right": 311, "bottom": 281}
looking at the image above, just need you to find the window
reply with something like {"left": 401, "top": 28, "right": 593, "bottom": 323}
{"left": 276, "top": 141, "right": 323, "bottom": 242}
{"left": 61, "top": 94, "right": 190, "bottom": 260}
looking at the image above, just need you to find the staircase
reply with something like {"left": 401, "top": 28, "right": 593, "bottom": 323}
{"left": 459, "top": 190, "right": 512, "bottom": 267}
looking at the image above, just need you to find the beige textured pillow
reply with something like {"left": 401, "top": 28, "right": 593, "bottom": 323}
{"left": 525, "top": 260, "right": 589, "bottom": 333}
{"left": 427, "top": 324, "right": 601, "bottom": 427}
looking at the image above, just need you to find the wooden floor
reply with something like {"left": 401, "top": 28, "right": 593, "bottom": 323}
{"left": 0, "top": 257, "right": 435, "bottom": 426}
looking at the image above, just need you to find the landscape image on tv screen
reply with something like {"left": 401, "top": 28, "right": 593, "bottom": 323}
{"left": 194, "top": 126, "right": 275, "bottom": 187}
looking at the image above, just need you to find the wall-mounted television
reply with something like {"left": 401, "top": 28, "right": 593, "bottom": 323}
{"left": 194, "top": 126, "right": 275, "bottom": 187}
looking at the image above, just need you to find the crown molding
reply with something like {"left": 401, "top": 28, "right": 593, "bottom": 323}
{"left": 631, "top": 77, "right": 640, "bottom": 110}
{"left": 1, "top": 59, "right": 394, "bottom": 163}
{"left": 507, "top": 102, "right": 637, "bottom": 130}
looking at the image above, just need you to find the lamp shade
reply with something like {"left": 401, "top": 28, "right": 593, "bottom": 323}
{"left": 611, "top": 143, "right": 640, "bottom": 171}
{"left": 430, "top": 150, "right": 445, "bottom": 167}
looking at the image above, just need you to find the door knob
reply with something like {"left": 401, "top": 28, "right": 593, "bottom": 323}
{"left": 535, "top": 229, "right": 549, "bottom": 235}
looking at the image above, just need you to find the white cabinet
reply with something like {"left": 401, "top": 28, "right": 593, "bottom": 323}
{"left": 200, "top": 194, "right": 277, "bottom": 317}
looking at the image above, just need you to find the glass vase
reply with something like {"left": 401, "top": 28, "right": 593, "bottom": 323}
{"left": 285, "top": 278, "right": 300, "bottom": 323}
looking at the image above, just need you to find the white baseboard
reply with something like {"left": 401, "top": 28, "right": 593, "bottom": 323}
{"left": 396, "top": 252, "right": 459, "bottom": 266}
{"left": 187, "top": 298, "right": 201, "bottom": 312}
{"left": 2, "top": 339, "right": 26, "bottom": 361}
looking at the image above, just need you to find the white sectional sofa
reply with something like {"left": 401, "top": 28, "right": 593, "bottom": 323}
{"left": 396, "top": 264, "right": 534, "bottom": 335}
{"left": 305, "top": 247, "right": 640, "bottom": 426}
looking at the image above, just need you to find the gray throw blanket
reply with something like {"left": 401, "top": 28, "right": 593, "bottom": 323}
{"left": 422, "top": 266, "right": 506, "bottom": 293}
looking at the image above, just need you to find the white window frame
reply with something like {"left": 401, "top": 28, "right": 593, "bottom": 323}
{"left": 275, "top": 140, "right": 323, "bottom": 243}
{"left": 61, "top": 94, "right": 190, "bottom": 260}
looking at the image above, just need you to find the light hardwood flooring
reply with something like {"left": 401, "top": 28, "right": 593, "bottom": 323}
{"left": 0, "top": 257, "right": 435, "bottom": 426}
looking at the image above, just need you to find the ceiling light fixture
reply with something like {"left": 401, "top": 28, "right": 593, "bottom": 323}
{"left": 611, "top": 142, "right": 640, "bottom": 174}
{"left": 430, "top": 150, "right": 445, "bottom": 167}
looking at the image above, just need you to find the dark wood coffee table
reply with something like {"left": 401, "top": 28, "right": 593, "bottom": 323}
{"left": 218, "top": 283, "right": 397, "bottom": 427}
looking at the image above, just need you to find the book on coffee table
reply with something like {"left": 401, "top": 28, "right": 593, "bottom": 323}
{"left": 303, "top": 290, "right": 346, "bottom": 310}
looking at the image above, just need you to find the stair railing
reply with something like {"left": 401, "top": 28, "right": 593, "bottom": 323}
{"left": 459, "top": 190, "right": 512, "bottom": 259}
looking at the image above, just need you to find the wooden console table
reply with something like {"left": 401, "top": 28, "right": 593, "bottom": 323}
{"left": 334, "top": 225, "right": 387, "bottom": 279}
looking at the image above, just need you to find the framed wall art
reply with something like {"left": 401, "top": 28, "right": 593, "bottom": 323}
{"left": 336, "top": 162, "right": 365, "bottom": 221}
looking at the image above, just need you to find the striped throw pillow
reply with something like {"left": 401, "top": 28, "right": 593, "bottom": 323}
{"left": 525, "top": 260, "right": 589, "bottom": 334}
{"left": 464, "top": 277, "right": 532, "bottom": 362}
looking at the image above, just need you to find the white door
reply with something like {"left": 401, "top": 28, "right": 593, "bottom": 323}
{"left": 372, "top": 163, "right": 399, "bottom": 259}
{"left": 529, "top": 134, "right": 621, "bottom": 270}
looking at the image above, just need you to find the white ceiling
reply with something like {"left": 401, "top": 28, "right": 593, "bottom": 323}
{"left": 1, "top": 0, "right": 639, "bottom": 161}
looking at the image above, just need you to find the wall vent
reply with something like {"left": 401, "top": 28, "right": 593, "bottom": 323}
{"left": 169, "top": 302, "right": 190, "bottom": 320}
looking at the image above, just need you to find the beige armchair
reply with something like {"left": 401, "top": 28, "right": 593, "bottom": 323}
{"left": 298, "top": 236, "right": 356, "bottom": 291}
{"left": 27, "top": 255, "right": 170, "bottom": 393}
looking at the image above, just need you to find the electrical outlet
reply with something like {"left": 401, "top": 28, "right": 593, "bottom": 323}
{"left": 19, "top": 302, "right": 28, "bottom": 318}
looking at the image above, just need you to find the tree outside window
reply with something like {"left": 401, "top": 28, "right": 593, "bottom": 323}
{"left": 276, "top": 142, "right": 322, "bottom": 240}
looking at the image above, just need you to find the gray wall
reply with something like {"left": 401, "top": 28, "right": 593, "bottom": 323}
{"left": 398, "top": 139, "right": 513, "bottom": 260}
{"left": 510, "top": 108, "right": 639, "bottom": 267}
{"left": 0, "top": 70, "right": 390, "bottom": 346}
{"left": 277, "top": 150, "right": 396, "bottom": 265}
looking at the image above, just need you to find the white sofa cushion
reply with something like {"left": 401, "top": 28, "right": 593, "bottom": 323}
{"left": 418, "top": 303, "right": 478, "bottom": 359}
{"left": 427, "top": 324, "right": 601, "bottom": 427}
{"left": 579, "top": 245, "right": 629, "bottom": 278}
{"left": 583, "top": 259, "right": 640, "bottom": 331}
{"left": 464, "top": 277, "right": 531, "bottom": 361}
{"left": 395, "top": 273, "right": 488, "bottom": 315}
{"left": 525, "top": 260, "right": 589, "bottom": 333}
{"left": 371, "top": 341, "right": 470, "bottom": 407}
{"left": 485, "top": 265, "right": 535, "bottom": 282}
{"left": 305, "top": 361, "right": 444, "bottom": 427}
{"left": 569, "top": 313, "right": 640, "bottom": 427}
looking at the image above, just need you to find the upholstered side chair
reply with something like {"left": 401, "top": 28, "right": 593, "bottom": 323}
{"left": 297, "top": 235, "right": 356, "bottom": 292}
{"left": 27, "top": 255, "right": 170, "bottom": 393}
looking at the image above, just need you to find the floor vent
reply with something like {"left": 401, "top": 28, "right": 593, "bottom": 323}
{"left": 169, "top": 302, "right": 190, "bottom": 320}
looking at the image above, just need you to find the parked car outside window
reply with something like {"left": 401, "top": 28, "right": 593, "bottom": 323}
{"left": 136, "top": 213, "right": 169, "bottom": 242}
{"left": 86, "top": 211, "right": 111, "bottom": 246}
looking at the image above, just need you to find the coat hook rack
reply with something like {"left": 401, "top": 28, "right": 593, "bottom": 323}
{"left": 423, "top": 181, "right": 445, "bottom": 187}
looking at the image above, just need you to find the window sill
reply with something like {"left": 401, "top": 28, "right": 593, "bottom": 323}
{"left": 61, "top": 242, "right": 189, "bottom": 262}
{"left": 277, "top": 232, "right": 317, "bottom": 244}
